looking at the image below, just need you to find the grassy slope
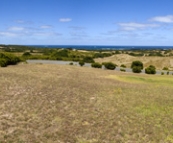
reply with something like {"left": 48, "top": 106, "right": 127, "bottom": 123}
{"left": 0, "top": 64, "right": 173, "bottom": 142}
{"left": 95, "top": 54, "right": 173, "bottom": 70}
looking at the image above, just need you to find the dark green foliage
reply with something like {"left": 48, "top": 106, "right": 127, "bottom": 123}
{"left": 51, "top": 49, "right": 68, "bottom": 58}
{"left": 83, "top": 56, "right": 94, "bottom": 63}
{"left": 131, "top": 61, "right": 143, "bottom": 73}
{"left": 103, "top": 62, "right": 116, "bottom": 70}
{"left": 79, "top": 60, "right": 85, "bottom": 66}
{"left": 93, "top": 53, "right": 104, "bottom": 58}
{"left": 132, "top": 66, "right": 142, "bottom": 73}
{"left": 91, "top": 62, "right": 102, "bottom": 68}
{"left": 22, "top": 52, "right": 31, "bottom": 56}
{"left": 145, "top": 65, "right": 156, "bottom": 74}
{"left": 161, "top": 72, "right": 164, "bottom": 75}
{"left": 69, "top": 62, "right": 73, "bottom": 65}
{"left": 93, "top": 52, "right": 112, "bottom": 58}
{"left": 167, "top": 71, "right": 169, "bottom": 75}
{"left": 131, "top": 61, "right": 143, "bottom": 69}
{"left": 102, "top": 53, "right": 112, "bottom": 57}
{"left": 0, "top": 53, "right": 20, "bottom": 67}
{"left": 129, "top": 52, "right": 144, "bottom": 56}
{"left": 120, "top": 64, "right": 126, "bottom": 68}
{"left": 162, "top": 67, "right": 169, "bottom": 70}
{"left": 120, "top": 68, "right": 126, "bottom": 72}
{"left": 0, "top": 59, "right": 8, "bottom": 67}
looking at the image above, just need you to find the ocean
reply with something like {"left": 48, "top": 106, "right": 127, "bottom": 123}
{"left": 27, "top": 45, "right": 173, "bottom": 50}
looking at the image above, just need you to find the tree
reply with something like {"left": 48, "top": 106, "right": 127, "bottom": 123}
{"left": 103, "top": 62, "right": 116, "bottom": 70}
{"left": 91, "top": 62, "right": 102, "bottom": 68}
{"left": 79, "top": 60, "right": 85, "bottom": 66}
{"left": 145, "top": 65, "right": 156, "bottom": 74}
{"left": 131, "top": 61, "right": 143, "bottom": 73}
{"left": 22, "top": 52, "right": 31, "bottom": 56}
{"left": 83, "top": 56, "right": 95, "bottom": 63}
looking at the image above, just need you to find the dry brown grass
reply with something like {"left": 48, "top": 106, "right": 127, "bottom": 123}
{"left": 0, "top": 64, "right": 173, "bottom": 142}
{"left": 95, "top": 54, "right": 173, "bottom": 70}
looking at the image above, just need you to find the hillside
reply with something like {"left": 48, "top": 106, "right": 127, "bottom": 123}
{"left": 95, "top": 54, "right": 173, "bottom": 70}
{"left": 0, "top": 64, "right": 173, "bottom": 142}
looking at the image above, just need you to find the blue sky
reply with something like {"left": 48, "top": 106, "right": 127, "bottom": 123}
{"left": 1, "top": 0, "right": 173, "bottom": 45}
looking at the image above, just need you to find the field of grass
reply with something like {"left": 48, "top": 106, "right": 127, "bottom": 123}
{"left": 0, "top": 64, "right": 173, "bottom": 142}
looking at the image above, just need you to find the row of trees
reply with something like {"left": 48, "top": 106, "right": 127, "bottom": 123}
{"left": 78, "top": 60, "right": 157, "bottom": 74}
{"left": 131, "top": 61, "right": 156, "bottom": 74}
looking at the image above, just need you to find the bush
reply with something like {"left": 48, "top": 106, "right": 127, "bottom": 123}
{"left": 131, "top": 61, "right": 143, "bottom": 73}
{"left": 131, "top": 61, "right": 143, "bottom": 69}
{"left": 0, "top": 59, "right": 8, "bottom": 67}
{"left": 22, "top": 52, "right": 31, "bottom": 56}
{"left": 69, "top": 62, "right": 73, "bottom": 65}
{"left": 163, "top": 67, "right": 169, "bottom": 70}
{"left": 79, "top": 60, "right": 85, "bottom": 66}
{"left": 120, "top": 64, "right": 126, "bottom": 68}
{"left": 103, "top": 62, "right": 116, "bottom": 70}
{"left": 0, "top": 53, "right": 20, "bottom": 67}
{"left": 93, "top": 53, "right": 104, "bottom": 58}
{"left": 161, "top": 72, "right": 164, "bottom": 75}
{"left": 91, "top": 62, "right": 102, "bottom": 68}
{"left": 132, "top": 66, "right": 142, "bottom": 73}
{"left": 51, "top": 49, "right": 69, "bottom": 58}
{"left": 83, "top": 56, "right": 95, "bottom": 63}
{"left": 120, "top": 68, "right": 126, "bottom": 72}
{"left": 145, "top": 65, "right": 156, "bottom": 74}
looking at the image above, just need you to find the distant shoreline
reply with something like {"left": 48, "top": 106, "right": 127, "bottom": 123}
{"left": 26, "top": 45, "right": 173, "bottom": 51}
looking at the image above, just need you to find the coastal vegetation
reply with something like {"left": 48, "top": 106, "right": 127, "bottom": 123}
{"left": 0, "top": 52, "right": 20, "bottom": 67}
{"left": 1, "top": 45, "right": 173, "bottom": 73}
{"left": 91, "top": 62, "right": 102, "bottom": 68}
{"left": 145, "top": 65, "right": 156, "bottom": 74}
{"left": 131, "top": 61, "right": 144, "bottom": 73}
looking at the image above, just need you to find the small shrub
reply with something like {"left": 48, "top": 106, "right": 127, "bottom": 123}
{"left": 22, "top": 52, "right": 31, "bottom": 56}
{"left": 83, "top": 56, "right": 95, "bottom": 63}
{"left": 132, "top": 66, "right": 142, "bottom": 73}
{"left": 131, "top": 61, "right": 143, "bottom": 69}
{"left": 120, "top": 64, "right": 126, "bottom": 68}
{"left": 161, "top": 72, "right": 164, "bottom": 75}
{"left": 79, "top": 60, "right": 85, "bottom": 66}
{"left": 120, "top": 68, "right": 126, "bottom": 72}
{"left": 131, "top": 61, "right": 143, "bottom": 73}
{"left": 163, "top": 67, "right": 169, "bottom": 70}
{"left": 0, "top": 59, "right": 8, "bottom": 67}
{"left": 91, "top": 62, "right": 102, "bottom": 68}
{"left": 104, "top": 62, "right": 116, "bottom": 70}
{"left": 167, "top": 71, "right": 169, "bottom": 75}
{"left": 145, "top": 65, "right": 156, "bottom": 74}
{"left": 69, "top": 62, "right": 73, "bottom": 65}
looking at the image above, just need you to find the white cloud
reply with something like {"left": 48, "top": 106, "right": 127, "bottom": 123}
{"left": 150, "top": 15, "right": 173, "bottom": 23}
{"left": 69, "top": 26, "right": 86, "bottom": 30}
{"left": 33, "top": 32, "right": 62, "bottom": 36}
{"left": 118, "top": 22, "right": 159, "bottom": 31}
{"left": 15, "top": 20, "right": 25, "bottom": 23}
{"left": 8, "top": 26, "right": 25, "bottom": 31}
{"left": 59, "top": 18, "right": 72, "bottom": 22}
{"left": 40, "top": 25, "right": 53, "bottom": 29}
{"left": 0, "top": 32, "right": 17, "bottom": 37}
